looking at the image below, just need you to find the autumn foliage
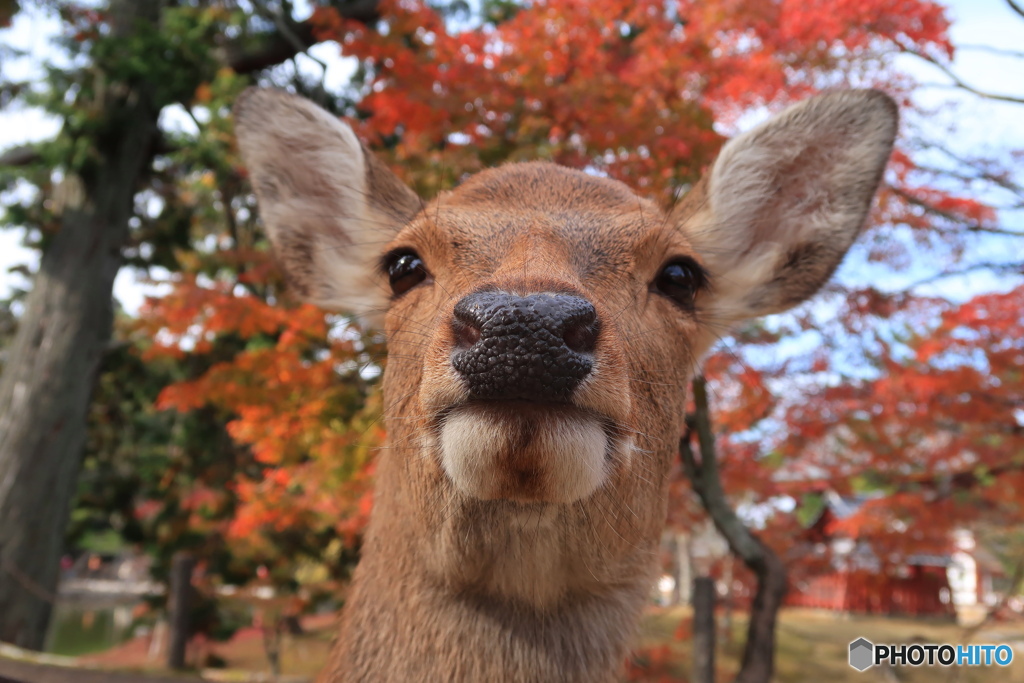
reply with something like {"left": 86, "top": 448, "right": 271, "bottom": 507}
{"left": 127, "top": 0, "right": 1022, "bottom": 599}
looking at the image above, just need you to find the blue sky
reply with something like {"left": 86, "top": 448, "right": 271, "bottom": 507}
{"left": 0, "top": 0, "right": 1021, "bottom": 312}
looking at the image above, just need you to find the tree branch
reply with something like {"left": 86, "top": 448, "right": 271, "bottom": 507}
{"left": 912, "top": 162, "right": 1024, "bottom": 199}
{"left": 935, "top": 146, "right": 1024, "bottom": 197}
{"left": 2, "top": 4, "right": 383, "bottom": 173}
{"left": 1007, "top": 0, "right": 1024, "bottom": 21}
{"left": 0, "top": 558, "right": 58, "bottom": 605}
{"left": 680, "top": 375, "right": 787, "bottom": 683}
{"left": 905, "top": 262, "right": 1024, "bottom": 290}
{"left": 888, "top": 184, "right": 1024, "bottom": 238}
{"left": 901, "top": 46, "right": 1024, "bottom": 104}
{"left": 0, "top": 145, "right": 41, "bottom": 167}
{"left": 223, "top": 1, "right": 381, "bottom": 75}
{"left": 957, "top": 43, "right": 1024, "bottom": 59}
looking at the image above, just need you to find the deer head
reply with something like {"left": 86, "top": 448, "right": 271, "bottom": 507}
{"left": 234, "top": 88, "right": 896, "bottom": 681}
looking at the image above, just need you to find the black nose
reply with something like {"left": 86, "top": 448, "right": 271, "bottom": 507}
{"left": 450, "top": 291, "right": 599, "bottom": 402}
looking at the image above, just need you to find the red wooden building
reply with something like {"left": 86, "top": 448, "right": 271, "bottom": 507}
{"left": 786, "top": 492, "right": 957, "bottom": 618}
{"left": 788, "top": 565, "right": 954, "bottom": 617}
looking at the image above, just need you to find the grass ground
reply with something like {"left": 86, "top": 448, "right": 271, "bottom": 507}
{"left": 4, "top": 607, "right": 1023, "bottom": 682}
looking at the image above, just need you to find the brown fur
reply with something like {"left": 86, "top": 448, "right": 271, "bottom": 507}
{"left": 233, "top": 88, "right": 898, "bottom": 682}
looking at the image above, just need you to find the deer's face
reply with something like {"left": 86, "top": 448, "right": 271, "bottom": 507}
{"left": 379, "top": 165, "right": 710, "bottom": 505}
{"left": 235, "top": 88, "right": 896, "bottom": 595}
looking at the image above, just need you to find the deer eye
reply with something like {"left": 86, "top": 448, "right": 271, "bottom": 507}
{"left": 653, "top": 258, "right": 705, "bottom": 309}
{"left": 386, "top": 251, "right": 429, "bottom": 296}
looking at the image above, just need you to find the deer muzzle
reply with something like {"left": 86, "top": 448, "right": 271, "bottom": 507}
{"left": 438, "top": 290, "right": 612, "bottom": 503}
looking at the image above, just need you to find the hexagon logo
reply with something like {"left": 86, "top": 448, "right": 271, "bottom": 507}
{"left": 849, "top": 638, "right": 874, "bottom": 671}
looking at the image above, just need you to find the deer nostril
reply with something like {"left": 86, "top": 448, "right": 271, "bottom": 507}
{"left": 563, "top": 321, "right": 598, "bottom": 354}
{"left": 450, "top": 290, "right": 599, "bottom": 403}
{"left": 452, "top": 318, "right": 481, "bottom": 349}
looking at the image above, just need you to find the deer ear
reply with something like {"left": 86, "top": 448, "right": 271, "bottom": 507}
{"left": 234, "top": 88, "right": 422, "bottom": 325}
{"left": 679, "top": 90, "right": 897, "bottom": 325}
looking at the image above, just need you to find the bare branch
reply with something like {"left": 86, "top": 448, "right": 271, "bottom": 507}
{"left": 906, "top": 262, "right": 1024, "bottom": 290}
{"left": 902, "top": 47, "right": 1024, "bottom": 104}
{"left": 957, "top": 43, "right": 1024, "bottom": 59}
{"left": 223, "top": 1, "right": 381, "bottom": 75}
{"left": 0, "top": 558, "right": 58, "bottom": 605}
{"left": 1008, "top": 0, "right": 1024, "bottom": 21}
{"left": 0, "top": 145, "right": 41, "bottom": 167}
{"left": 271, "top": 5, "right": 329, "bottom": 74}
{"left": 888, "top": 185, "right": 1024, "bottom": 238}
{"left": 935, "top": 146, "right": 1024, "bottom": 196}
{"left": 912, "top": 163, "right": 1024, "bottom": 199}
{"left": 224, "top": 19, "right": 318, "bottom": 74}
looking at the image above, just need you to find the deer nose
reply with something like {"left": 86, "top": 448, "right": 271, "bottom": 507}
{"left": 450, "top": 291, "right": 599, "bottom": 402}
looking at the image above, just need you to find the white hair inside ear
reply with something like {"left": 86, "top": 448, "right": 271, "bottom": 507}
{"left": 233, "top": 88, "right": 423, "bottom": 327}
{"left": 680, "top": 89, "right": 898, "bottom": 324}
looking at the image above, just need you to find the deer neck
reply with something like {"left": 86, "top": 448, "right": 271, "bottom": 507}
{"left": 324, "top": 439, "right": 662, "bottom": 682}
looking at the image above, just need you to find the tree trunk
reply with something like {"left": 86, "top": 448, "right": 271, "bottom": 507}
{"left": 167, "top": 552, "right": 195, "bottom": 670}
{"left": 692, "top": 576, "right": 717, "bottom": 683}
{"left": 0, "top": 1, "right": 160, "bottom": 649}
{"left": 680, "top": 375, "right": 789, "bottom": 683}
{"left": 722, "top": 556, "right": 734, "bottom": 647}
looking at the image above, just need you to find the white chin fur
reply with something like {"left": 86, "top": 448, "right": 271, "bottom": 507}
{"left": 439, "top": 405, "right": 608, "bottom": 503}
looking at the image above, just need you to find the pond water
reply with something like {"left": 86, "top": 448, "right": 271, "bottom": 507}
{"left": 44, "top": 597, "right": 144, "bottom": 657}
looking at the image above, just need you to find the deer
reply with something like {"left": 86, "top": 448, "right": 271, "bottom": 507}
{"left": 233, "top": 87, "right": 897, "bottom": 682}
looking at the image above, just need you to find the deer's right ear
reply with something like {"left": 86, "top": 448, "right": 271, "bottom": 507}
{"left": 234, "top": 88, "right": 422, "bottom": 325}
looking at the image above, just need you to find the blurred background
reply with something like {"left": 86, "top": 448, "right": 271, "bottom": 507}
{"left": 0, "top": 0, "right": 1021, "bottom": 681}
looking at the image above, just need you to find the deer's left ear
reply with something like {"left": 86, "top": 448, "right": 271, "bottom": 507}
{"left": 678, "top": 90, "right": 897, "bottom": 325}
